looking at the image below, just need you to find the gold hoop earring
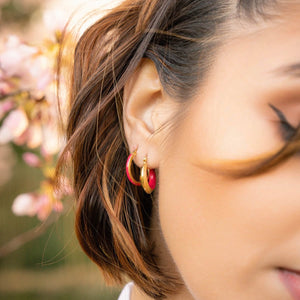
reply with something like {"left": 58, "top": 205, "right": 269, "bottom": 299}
{"left": 140, "top": 155, "right": 156, "bottom": 194}
{"left": 126, "top": 150, "right": 141, "bottom": 186}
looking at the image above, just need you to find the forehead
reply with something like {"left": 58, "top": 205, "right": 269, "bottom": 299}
{"left": 236, "top": 0, "right": 297, "bottom": 19}
{"left": 195, "top": 2, "right": 300, "bottom": 109}
{"left": 233, "top": 0, "right": 300, "bottom": 33}
{"left": 219, "top": 2, "right": 300, "bottom": 80}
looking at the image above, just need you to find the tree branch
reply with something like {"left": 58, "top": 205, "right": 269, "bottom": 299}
{"left": 0, "top": 213, "right": 59, "bottom": 258}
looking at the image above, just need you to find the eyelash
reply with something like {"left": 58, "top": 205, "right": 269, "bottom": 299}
{"left": 268, "top": 103, "right": 296, "bottom": 141}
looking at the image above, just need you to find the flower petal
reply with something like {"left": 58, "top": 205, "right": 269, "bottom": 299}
{"left": 12, "top": 193, "right": 38, "bottom": 217}
{"left": 36, "top": 194, "right": 52, "bottom": 221}
{"left": 0, "top": 109, "right": 29, "bottom": 144}
{"left": 22, "top": 152, "right": 41, "bottom": 167}
{"left": 26, "top": 123, "right": 43, "bottom": 149}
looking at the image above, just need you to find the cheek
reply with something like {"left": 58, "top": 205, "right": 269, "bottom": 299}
{"left": 186, "top": 93, "right": 280, "bottom": 162}
{"left": 158, "top": 156, "right": 300, "bottom": 299}
{"left": 158, "top": 160, "right": 259, "bottom": 299}
{"left": 157, "top": 102, "right": 300, "bottom": 299}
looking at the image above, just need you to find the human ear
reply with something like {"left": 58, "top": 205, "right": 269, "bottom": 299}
{"left": 123, "top": 58, "right": 175, "bottom": 168}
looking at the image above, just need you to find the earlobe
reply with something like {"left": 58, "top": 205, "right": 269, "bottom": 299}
{"left": 123, "top": 58, "right": 172, "bottom": 168}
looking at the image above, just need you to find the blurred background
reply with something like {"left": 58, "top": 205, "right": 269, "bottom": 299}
{"left": 0, "top": 0, "right": 122, "bottom": 299}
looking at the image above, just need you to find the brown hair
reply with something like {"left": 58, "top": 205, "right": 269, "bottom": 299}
{"left": 54, "top": 0, "right": 300, "bottom": 298}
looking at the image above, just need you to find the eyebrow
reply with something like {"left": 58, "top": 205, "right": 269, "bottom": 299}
{"left": 270, "top": 62, "right": 300, "bottom": 78}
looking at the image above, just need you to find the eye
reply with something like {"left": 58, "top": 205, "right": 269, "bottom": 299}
{"left": 268, "top": 103, "right": 296, "bottom": 141}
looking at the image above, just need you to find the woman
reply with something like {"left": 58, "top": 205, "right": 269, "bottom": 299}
{"left": 55, "top": 0, "right": 300, "bottom": 299}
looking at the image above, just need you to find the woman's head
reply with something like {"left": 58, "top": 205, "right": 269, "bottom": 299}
{"left": 55, "top": 0, "right": 300, "bottom": 299}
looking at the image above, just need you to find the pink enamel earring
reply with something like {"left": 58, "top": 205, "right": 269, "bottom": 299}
{"left": 126, "top": 150, "right": 141, "bottom": 186}
{"left": 126, "top": 150, "right": 156, "bottom": 194}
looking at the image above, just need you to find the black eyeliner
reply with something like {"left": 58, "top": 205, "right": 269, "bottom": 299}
{"left": 268, "top": 103, "right": 296, "bottom": 140}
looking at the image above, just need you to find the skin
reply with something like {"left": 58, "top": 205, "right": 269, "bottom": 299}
{"left": 123, "top": 3, "right": 300, "bottom": 300}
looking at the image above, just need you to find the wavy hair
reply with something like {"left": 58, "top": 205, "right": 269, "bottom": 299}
{"left": 54, "top": 0, "right": 300, "bottom": 298}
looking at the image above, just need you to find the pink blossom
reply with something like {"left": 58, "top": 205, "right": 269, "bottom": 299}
{"left": 26, "top": 122, "right": 43, "bottom": 148}
{"left": 0, "top": 35, "right": 53, "bottom": 92}
{"left": 53, "top": 201, "right": 63, "bottom": 213}
{"left": 35, "top": 194, "right": 52, "bottom": 221}
{"left": 13, "top": 122, "right": 43, "bottom": 148}
{"left": 12, "top": 192, "right": 61, "bottom": 220}
{"left": 0, "top": 68, "right": 11, "bottom": 95}
{"left": 41, "top": 123, "right": 61, "bottom": 156}
{"left": 12, "top": 193, "right": 39, "bottom": 217}
{"left": 28, "top": 55, "right": 53, "bottom": 91}
{"left": 22, "top": 152, "right": 41, "bottom": 167}
{"left": 0, "top": 108, "right": 29, "bottom": 144}
{"left": 0, "top": 99, "right": 14, "bottom": 119}
{"left": 0, "top": 81, "right": 12, "bottom": 96}
{"left": 0, "top": 35, "right": 38, "bottom": 78}
{"left": 13, "top": 127, "right": 29, "bottom": 146}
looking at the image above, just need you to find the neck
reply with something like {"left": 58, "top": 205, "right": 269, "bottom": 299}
{"left": 131, "top": 202, "right": 195, "bottom": 300}
{"left": 131, "top": 284, "right": 195, "bottom": 300}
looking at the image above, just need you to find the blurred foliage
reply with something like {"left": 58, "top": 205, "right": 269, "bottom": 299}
{"left": 0, "top": 0, "right": 124, "bottom": 298}
{"left": 0, "top": 161, "right": 122, "bottom": 299}
{"left": 0, "top": 0, "right": 42, "bottom": 27}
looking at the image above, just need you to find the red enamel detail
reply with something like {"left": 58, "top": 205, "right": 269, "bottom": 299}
{"left": 126, "top": 153, "right": 141, "bottom": 186}
{"left": 148, "top": 169, "right": 156, "bottom": 190}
